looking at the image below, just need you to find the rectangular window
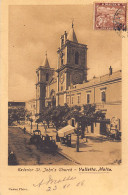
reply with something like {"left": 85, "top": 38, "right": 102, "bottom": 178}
{"left": 67, "top": 97, "right": 69, "bottom": 104}
{"left": 101, "top": 91, "right": 106, "bottom": 102}
{"left": 46, "top": 73, "right": 49, "bottom": 81}
{"left": 87, "top": 94, "right": 90, "bottom": 104}
{"left": 72, "top": 119, "right": 75, "bottom": 127}
{"left": 77, "top": 94, "right": 81, "bottom": 104}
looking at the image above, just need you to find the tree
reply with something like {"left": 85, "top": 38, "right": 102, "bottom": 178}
{"left": 35, "top": 104, "right": 70, "bottom": 131}
{"left": 8, "top": 107, "right": 26, "bottom": 125}
{"left": 25, "top": 111, "right": 32, "bottom": 121}
{"left": 43, "top": 107, "right": 55, "bottom": 128}
{"left": 36, "top": 107, "right": 54, "bottom": 128}
{"left": 35, "top": 103, "right": 106, "bottom": 138}
{"left": 51, "top": 104, "right": 70, "bottom": 131}
{"left": 64, "top": 104, "right": 106, "bottom": 138}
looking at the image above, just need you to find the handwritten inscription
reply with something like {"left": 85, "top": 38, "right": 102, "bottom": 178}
{"left": 33, "top": 175, "right": 76, "bottom": 187}
{"left": 33, "top": 175, "right": 85, "bottom": 191}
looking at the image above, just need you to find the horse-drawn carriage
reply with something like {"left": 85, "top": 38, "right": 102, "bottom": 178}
{"left": 30, "top": 130, "right": 58, "bottom": 153}
{"left": 30, "top": 130, "right": 42, "bottom": 145}
{"left": 40, "top": 135, "right": 58, "bottom": 153}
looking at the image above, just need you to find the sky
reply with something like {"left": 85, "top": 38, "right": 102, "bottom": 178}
{"left": 9, "top": 5, "right": 122, "bottom": 101}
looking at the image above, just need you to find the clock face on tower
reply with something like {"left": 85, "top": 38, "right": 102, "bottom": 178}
{"left": 71, "top": 71, "right": 83, "bottom": 84}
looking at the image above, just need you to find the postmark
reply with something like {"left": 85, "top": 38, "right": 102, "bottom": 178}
{"left": 94, "top": 3, "right": 127, "bottom": 30}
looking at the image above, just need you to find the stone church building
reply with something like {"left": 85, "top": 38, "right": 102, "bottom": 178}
{"left": 35, "top": 24, "right": 121, "bottom": 135}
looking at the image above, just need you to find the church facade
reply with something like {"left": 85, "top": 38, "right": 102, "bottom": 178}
{"left": 35, "top": 24, "right": 122, "bottom": 134}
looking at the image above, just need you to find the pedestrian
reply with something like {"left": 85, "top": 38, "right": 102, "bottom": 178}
{"left": 23, "top": 127, "right": 26, "bottom": 134}
{"left": 8, "top": 151, "right": 17, "bottom": 165}
{"left": 45, "top": 134, "right": 50, "bottom": 141}
{"left": 43, "top": 122, "right": 47, "bottom": 133}
{"left": 56, "top": 132, "right": 60, "bottom": 142}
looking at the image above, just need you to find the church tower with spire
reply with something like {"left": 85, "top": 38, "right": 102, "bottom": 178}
{"left": 36, "top": 52, "right": 54, "bottom": 114}
{"left": 56, "top": 22, "right": 88, "bottom": 105}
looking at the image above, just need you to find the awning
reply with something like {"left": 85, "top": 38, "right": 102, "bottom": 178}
{"left": 58, "top": 125, "right": 75, "bottom": 137}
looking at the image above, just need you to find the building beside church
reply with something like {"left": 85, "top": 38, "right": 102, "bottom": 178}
{"left": 25, "top": 99, "right": 36, "bottom": 120}
{"left": 35, "top": 24, "right": 122, "bottom": 135}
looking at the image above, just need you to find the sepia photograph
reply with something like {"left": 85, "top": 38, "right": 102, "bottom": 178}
{"left": 8, "top": 3, "right": 123, "bottom": 166}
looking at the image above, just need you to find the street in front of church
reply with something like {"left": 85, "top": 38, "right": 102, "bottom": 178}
{"left": 8, "top": 125, "right": 121, "bottom": 165}
{"left": 8, "top": 127, "right": 76, "bottom": 165}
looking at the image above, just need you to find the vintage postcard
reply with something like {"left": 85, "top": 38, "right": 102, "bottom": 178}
{"left": 0, "top": 0, "right": 128, "bottom": 195}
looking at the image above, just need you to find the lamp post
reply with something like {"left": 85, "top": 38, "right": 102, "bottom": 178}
{"left": 76, "top": 133, "right": 79, "bottom": 152}
{"left": 30, "top": 118, "right": 33, "bottom": 134}
{"left": 75, "top": 122, "right": 81, "bottom": 152}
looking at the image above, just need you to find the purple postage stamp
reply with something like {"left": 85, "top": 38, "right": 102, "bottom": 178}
{"left": 94, "top": 3, "right": 127, "bottom": 30}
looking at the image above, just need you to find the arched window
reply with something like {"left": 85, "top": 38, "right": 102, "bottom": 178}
{"left": 75, "top": 51, "right": 79, "bottom": 64}
{"left": 101, "top": 91, "right": 106, "bottom": 102}
{"left": 61, "top": 58, "right": 63, "bottom": 65}
{"left": 50, "top": 90, "right": 55, "bottom": 98}
{"left": 72, "top": 119, "right": 75, "bottom": 127}
{"left": 37, "top": 72, "right": 39, "bottom": 82}
{"left": 50, "top": 90, "right": 56, "bottom": 107}
{"left": 46, "top": 73, "right": 49, "bottom": 81}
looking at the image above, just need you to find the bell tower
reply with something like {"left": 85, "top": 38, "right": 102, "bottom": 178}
{"left": 56, "top": 22, "right": 88, "bottom": 105}
{"left": 36, "top": 52, "right": 54, "bottom": 114}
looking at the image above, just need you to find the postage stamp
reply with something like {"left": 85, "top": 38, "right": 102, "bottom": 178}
{"left": 94, "top": 3, "right": 127, "bottom": 30}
